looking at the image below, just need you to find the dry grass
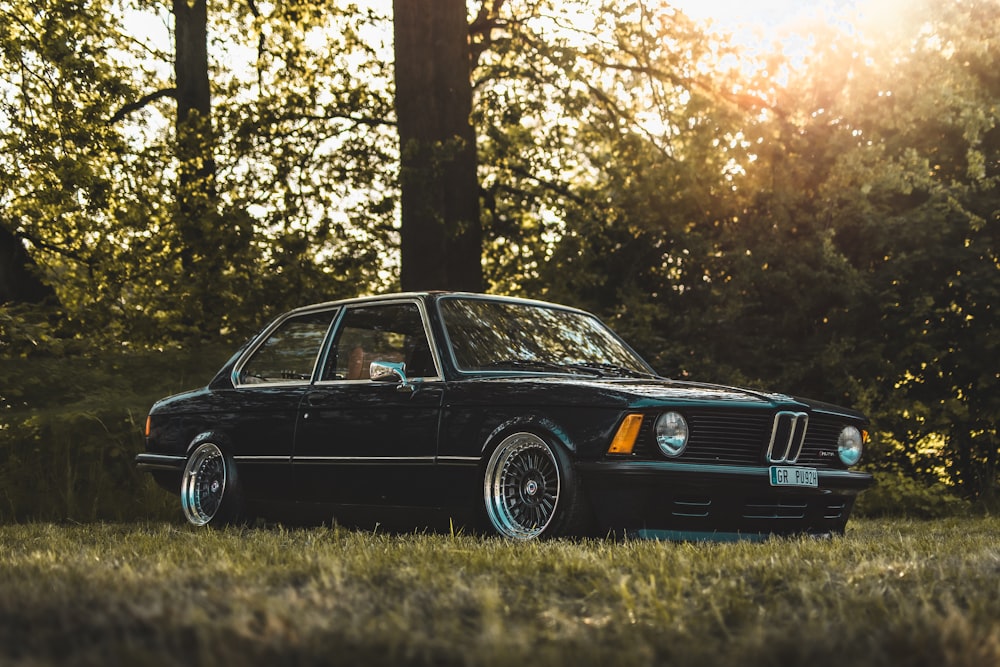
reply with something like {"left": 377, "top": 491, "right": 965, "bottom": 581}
{"left": 1, "top": 517, "right": 998, "bottom": 666}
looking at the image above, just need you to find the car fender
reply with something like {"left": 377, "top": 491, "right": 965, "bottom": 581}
{"left": 186, "top": 430, "right": 235, "bottom": 457}
{"left": 480, "top": 414, "right": 577, "bottom": 458}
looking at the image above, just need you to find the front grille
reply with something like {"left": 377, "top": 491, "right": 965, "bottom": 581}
{"left": 798, "top": 417, "right": 849, "bottom": 469}
{"left": 634, "top": 409, "right": 772, "bottom": 465}
{"left": 631, "top": 408, "right": 852, "bottom": 470}
{"left": 766, "top": 411, "right": 808, "bottom": 463}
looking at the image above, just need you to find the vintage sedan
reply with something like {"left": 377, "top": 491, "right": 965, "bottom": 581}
{"left": 136, "top": 292, "right": 874, "bottom": 540}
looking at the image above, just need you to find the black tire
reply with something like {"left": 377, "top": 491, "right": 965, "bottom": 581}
{"left": 482, "top": 431, "right": 589, "bottom": 539}
{"left": 180, "top": 442, "right": 244, "bottom": 527}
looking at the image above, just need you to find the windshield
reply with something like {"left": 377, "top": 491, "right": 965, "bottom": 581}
{"left": 438, "top": 297, "right": 653, "bottom": 377}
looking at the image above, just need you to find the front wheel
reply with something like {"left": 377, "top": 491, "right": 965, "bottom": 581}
{"left": 180, "top": 442, "right": 243, "bottom": 527}
{"left": 483, "top": 431, "right": 587, "bottom": 539}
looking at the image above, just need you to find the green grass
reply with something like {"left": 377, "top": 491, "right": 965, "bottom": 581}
{"left": 1, "top": 518, "right": 998, "bottom": 666}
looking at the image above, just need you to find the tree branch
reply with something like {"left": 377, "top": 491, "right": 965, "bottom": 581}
{"left": 107, "top": 88, "right": 177, "bottom": 125}
{"left": 15, "top": 228, "right": 93, "bottom": 267}
{"left": 500, "top": 164, "right": 589, "bottom": 207}
{"left": 469, "top": 0, "right": 508, "bottom": 68}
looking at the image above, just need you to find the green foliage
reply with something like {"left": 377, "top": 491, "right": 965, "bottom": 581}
{"left": 854, "top": 471, "right": 970, "bottom": 519}
{"left": 804, "top": 1, "right": 1000, "bottom": 503}
{"left": 473, "top": 0, "right": 1000, "bottom": 501}
{"left": 2, "top": 0, "right": 997, "bottom": 506}
{"left": 1, "top": 0, "right": 395, "bottom": 346}
{"left": 1, "top": 519, "right": 999, "bottom": 666}
{"left": 0, "top": 342, "right": 230, "bottom": 522}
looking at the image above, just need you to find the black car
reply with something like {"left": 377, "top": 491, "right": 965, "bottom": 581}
{"left": 137, "top": 292, "right": 874, "bottom": 540}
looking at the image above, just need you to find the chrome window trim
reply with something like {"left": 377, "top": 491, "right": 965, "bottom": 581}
{"left": 312, "top": 297, "right": 444, "bottom": 385}
{"left": 434, "top": 293, "right": 655, "bottom": 378}
{"left": 231, "top": 305, "right": 341, "bottom": 389}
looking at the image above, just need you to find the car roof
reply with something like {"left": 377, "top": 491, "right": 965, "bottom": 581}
{"left": 283, "top": 291, "right": 592, "bottom": 317}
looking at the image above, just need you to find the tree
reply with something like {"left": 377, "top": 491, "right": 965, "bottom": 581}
{"left": 0, "top": 226, "right": 54, "bottom": 305}
{"left": 840, "top": 0, "right": 1000, "bottom": 503}
{"left": 172, "top": 0, "right": 229, "bottom": 327}
{"left": 0, "top": 0, "right": 143, "bottom": 335}
{"left": 472, "top": 0, "right": 749, "bottom": 365}
{"left": 677, "top": 0, "right": 1000, "bottom": 501}
{"left": 393, "top": 0, "right": 483, "bottom": 291}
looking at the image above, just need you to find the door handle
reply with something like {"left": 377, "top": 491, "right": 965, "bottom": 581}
{"left": 304, "top": 391, "right": 328, "bottom": 407}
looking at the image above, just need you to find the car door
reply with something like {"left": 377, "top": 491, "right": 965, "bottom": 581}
{"left": 225, "top": 307, "right": 339, "bottom": 501}
{"left": 292, "top": 299, "right": 445, "bottom": 506}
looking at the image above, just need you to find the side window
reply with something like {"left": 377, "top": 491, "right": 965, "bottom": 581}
{"left": 324, "top": 302, "right": 436, "bottom": 381}
{"left": 238, "top": 310, "right": 336, "bottom": 384}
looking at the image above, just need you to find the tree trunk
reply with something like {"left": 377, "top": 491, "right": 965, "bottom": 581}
{"left": 173, "top": 0, "right": 223, "bottom": 324}
{"left": 0, "top": 225, "right": 55, "bottom": 305}
{"left": 393, "top": 0, "right": 483, "bottom": 292}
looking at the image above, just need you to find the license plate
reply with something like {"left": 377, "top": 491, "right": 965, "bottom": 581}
{"left": 769, "top": 466, "right": 818, "bottom": 488}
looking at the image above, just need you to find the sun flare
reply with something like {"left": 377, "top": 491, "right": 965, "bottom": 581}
{"left": 668, "top": 0, "right": 912, "bottom": 66}
{"left": 662, "top": 0, "right": 915, "bottom": 107}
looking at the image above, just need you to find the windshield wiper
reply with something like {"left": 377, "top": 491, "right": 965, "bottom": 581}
{"left": 563, "top": 362, "right": 655, "bottom": 379}
{"left": 483, "top": 359, "right": 601, "bottom": 376}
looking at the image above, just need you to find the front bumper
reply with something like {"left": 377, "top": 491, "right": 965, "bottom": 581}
{"left": 578, "top": 459, "right": 874, "bottom": 538}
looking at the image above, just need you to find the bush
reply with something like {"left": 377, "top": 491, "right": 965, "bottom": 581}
{"left": 854, "top": 470, "right": 970, "bottom": 518}
{"left": 0, "top": 343, "right": 231, "bottom": 523}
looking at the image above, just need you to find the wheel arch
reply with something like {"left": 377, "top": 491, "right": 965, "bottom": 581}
{"left": 185, "top": 430, "right": 236, "bottom": 456}
{"left": 479, "top": 414, "right": 578, "bottom": 460}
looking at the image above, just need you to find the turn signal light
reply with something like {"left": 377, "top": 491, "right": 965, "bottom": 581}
{"left": 607, "top": 414, "right": 644, "bottom": 455}
{"left": 145, "top": 415, "right": 151, "bottom": 438}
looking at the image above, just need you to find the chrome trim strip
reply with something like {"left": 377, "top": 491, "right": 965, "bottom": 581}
{"left": 237, "top": 455, "right": 480, "bottom": 465}
{"left": 436, "top": 456, "right": 481, "bottom": 464}
{"left": 292, "top": 456, "right": 436, "bottom": 465}
{"left": 233, "top": 456, "right": 292, "bottom": 463}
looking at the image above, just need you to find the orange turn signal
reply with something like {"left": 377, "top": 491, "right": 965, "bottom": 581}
{"left": 145, "top": 415, "right": 152, "bottom": 438}
{"left": 608, "top": 414, "right": 644, "bottom": 455}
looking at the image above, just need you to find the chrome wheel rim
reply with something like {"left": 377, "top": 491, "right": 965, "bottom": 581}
{"left": 181, "top": 443, "right": 226, "bottom": 526}
{"left": 484, "top": 433, "right": 560, "bottom": 539}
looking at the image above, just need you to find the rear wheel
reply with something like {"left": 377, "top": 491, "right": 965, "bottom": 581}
{"left": 181, "top": 442, "right": 243, "bottom": 527}
{"left": 483, "top": 431, "right": 587, "bottom": 539}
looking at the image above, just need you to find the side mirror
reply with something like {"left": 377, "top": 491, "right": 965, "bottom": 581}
{"left": 369, "top": 361, "right": 415, "bottom": 392}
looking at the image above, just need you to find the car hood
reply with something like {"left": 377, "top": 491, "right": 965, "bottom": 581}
{"left": 452, "top": 375, "right": 865, "bottom": 419}
{"left": 456, "top": 374, "right": 779, "bottom": 407}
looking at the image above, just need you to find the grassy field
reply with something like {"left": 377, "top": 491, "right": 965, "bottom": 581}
{"left": 0, "top": 518, "right": 998, "bottom": 667}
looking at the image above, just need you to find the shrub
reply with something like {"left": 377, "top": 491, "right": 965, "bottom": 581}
{"left": 1, "top": 344, "right": 230, "bottom": 523}
{"left": 854, "top": 470, "right": 970, "bottom": 519}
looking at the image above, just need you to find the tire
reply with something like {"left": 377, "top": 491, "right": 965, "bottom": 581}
{"left": 483, "top": 431, "right": 588, "bottom": 540}
{"left": 180, "top": 442, "right": 243, "bottom": 527}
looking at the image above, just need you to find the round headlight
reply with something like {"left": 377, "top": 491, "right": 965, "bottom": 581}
{"left": 837, "top": 426, "right": 864, "bottom": 466}
{"left": 655, "top": 412, "right": 689, "bottom": 457}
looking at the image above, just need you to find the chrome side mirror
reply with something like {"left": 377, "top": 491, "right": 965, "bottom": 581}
{"left": 369, "top": 361, "right": 415, "bottom": 392}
